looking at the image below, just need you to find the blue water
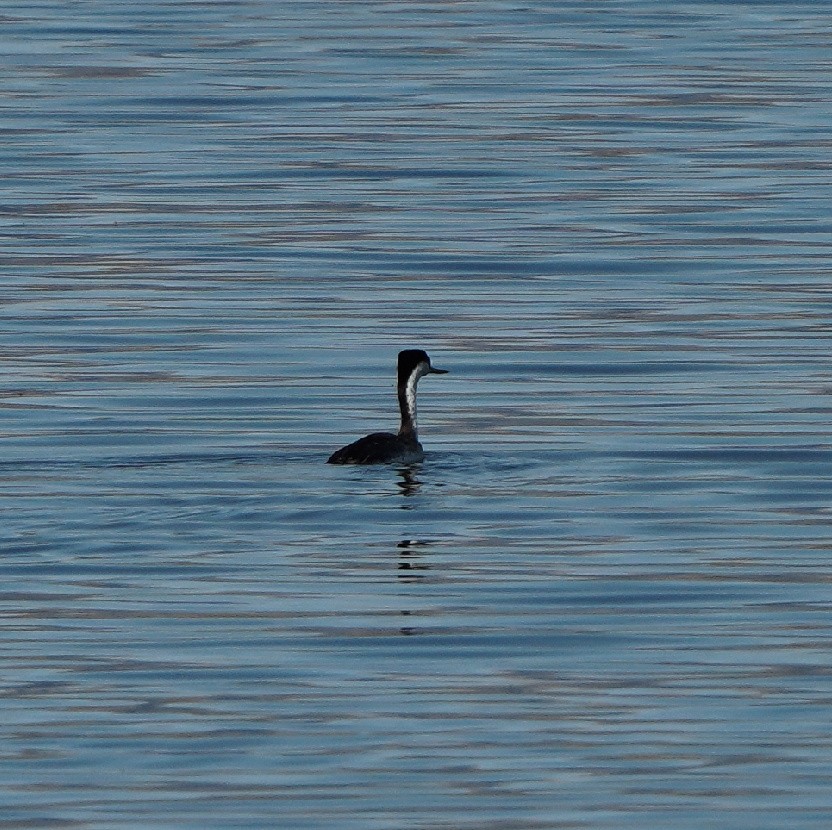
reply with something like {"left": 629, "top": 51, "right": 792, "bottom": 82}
{"left": 2, "top": 2, "right": 832, "bottom": 828}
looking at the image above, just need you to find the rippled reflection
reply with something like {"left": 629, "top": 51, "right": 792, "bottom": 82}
{"left": 396, "top": 538, "right": 431, "bottom": 586}
{"left": 395, "top": 466, "right": 422, "bottom": 499}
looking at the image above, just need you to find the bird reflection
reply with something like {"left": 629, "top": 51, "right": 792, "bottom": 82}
{"left": 399, "top": 609, "right": 416, "bottom": 636}
{"left": 395, "top": 465, "right": 422, "bottom": 500}
{"left": 397, "top": 541, "right": 432, "bottom": 634}
{"left": 397, "top": 538, "right": 430, "bottom": 583}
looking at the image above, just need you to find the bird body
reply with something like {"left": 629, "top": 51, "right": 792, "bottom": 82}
{"left": 327, "top": 431, "right": 424, "bottom": 465}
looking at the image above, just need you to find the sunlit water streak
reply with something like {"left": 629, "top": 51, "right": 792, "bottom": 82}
{"left": 1, "top": 1, "right": 831, "bottom": 828}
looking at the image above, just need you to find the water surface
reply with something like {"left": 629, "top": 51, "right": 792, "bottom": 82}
{"left": 2, "top": 2, "right": 832, "bottom": 828}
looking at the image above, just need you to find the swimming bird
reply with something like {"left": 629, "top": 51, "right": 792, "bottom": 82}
{"left": 327, "top": 349, "right": 448, "bottom": 464}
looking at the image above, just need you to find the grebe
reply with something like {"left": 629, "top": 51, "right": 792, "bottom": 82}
{"left": 327, "top": 349, "right": 448, "bottom": 464}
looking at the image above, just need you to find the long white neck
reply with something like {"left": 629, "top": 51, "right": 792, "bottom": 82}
{"left": 404, "top": 370, "right": 419, "bottom": 430}
{"left": 397, "top": 362, "right": 429, "bottom": 438}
